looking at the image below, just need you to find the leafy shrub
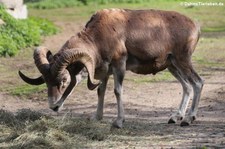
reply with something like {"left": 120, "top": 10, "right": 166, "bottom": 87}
{"left": 0, "top": 5, "right": 58, "bottom": 57}
{"left": 29, "top": 17, "right": 58, "bottom": 36}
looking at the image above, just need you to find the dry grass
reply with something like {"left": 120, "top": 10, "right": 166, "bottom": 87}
{"left": 0, "top": 109, "right": 112, "bottom": 148}
{"left": 1, "top": 108, "right": 225, "bottom": 148}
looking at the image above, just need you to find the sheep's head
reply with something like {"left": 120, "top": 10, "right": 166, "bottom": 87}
{"left": 19, "top": 46, "right": 100, "bottom": 112}
{"left": 44, "top": 69, "right": 72, "bottom": 111}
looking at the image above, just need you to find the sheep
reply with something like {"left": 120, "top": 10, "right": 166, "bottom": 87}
{"left": 19, "top": 8, "right": 203, "bottom": 128}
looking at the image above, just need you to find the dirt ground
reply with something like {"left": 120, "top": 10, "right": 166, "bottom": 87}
{"left": 1, "top": 22, "right": 225, "bottom": 148}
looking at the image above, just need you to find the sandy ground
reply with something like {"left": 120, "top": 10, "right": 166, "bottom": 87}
{"left": 1, "top": 22, "right": 225, "bottom": 148}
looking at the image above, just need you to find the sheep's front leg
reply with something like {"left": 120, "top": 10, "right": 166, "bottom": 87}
{"left": 92, "top": 76, "right": 109, "bottom": 120}
{"left": 112, "top": 61, "right": 126, "bottom": 128}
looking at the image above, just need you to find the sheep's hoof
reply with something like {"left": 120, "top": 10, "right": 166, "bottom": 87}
{"left": 168, "top": 116, "right": 183, "bottom": 124}
{"left": 112, "top": 118, "right": 125, "bottom": 128}
{"left": 180, "top": 121, "right": 190, "bottom": 127}
{"left": 180, "top": 116, "right": 196, "bottom": 127}
{"left": 168, "top": 114, "right": 183, "bottom": 124}
{"left": 168, "top": 117, "right": 177, "bottom": 124}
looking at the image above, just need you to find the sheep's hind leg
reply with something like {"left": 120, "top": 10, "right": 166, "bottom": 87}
{"left": 91, "top": 76, "right": 109, "bottom": 121}
{"left": 181, "top": 69, "right": 204, "bottom": 126}
{"left": 168, "top": 65, "right": 192, "bottom": 124}
{"left": 112, "top": 61, "right": 126, "bottom": 128}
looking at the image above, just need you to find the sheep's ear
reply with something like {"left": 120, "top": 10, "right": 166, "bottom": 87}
{"left": 87, "top": 75, "right": 100, "bottom": 90}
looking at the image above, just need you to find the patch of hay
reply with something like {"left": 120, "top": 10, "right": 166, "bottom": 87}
{"left": 0, "top": 109, "right": 47, "bottom": 128}
{"left": 0, "top": 109, "right": 112, "bottom": 148}
{"left": 0, "top": 109, "right": 20, "bottom": 127}
{"left": 61, "top": 118, "right": 110, "bottom": 141}
{"left": 12, "top": 133, "right": 53, "bottom": 149}
{"left": 0, "top": 125, "right": 17, "bottom": 143}
{"left": 15, "top": 108, "right": 46, "bottom": 122}
{"left": 27, "top": 119, "right": 49, "bottom": 132}
{"left": 46, "top": 128, "right": 73, "bottom": 148}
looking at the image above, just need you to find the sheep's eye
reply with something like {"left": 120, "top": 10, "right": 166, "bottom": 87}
{"left": 60, "top": 82, "right": 64, "bottom": 88}
{"left": 62, "top": 78, "right": 67, "bottom": 83}
{"left": 60, "top": 78, "right": 67, "bottom": 88}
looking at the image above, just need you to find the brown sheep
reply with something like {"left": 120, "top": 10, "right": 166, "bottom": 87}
{"left": 19, "top": 9, "right": 203, "bottom": 128}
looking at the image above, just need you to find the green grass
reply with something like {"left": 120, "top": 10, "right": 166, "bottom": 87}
{"left": 28, "top": 0, "right": 225, "bottom": 31}
{"left": 27, "top": 0, "right": 85, "bottom": 9}
{"left": 8, "top": 84, "right": 46, "bottom": 96}
{"left": 193, "top": 37, "right": 225, "bottom": 68}
{"left": 125, "top": 71, "right": 175, "bottom": 84}
{"left": 202, "top": 26, "right": 225, "bottom": 32}
{"left": 0, "top": 84, "right": 46, "bottom": 100}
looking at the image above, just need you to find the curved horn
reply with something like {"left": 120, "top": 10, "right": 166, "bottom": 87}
{"left": 51, "top": 49, "right": 100, "bottom": 90}
{"left": 33, "top": 46, "right": 52, "bottom": 75}
{"left": 18, "top": 71, "right": 45, "bottom": 85}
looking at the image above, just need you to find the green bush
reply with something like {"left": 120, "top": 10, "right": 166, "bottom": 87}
{"left": 29, "top": 17, "right": 59, "bottom": 36}
{"left": 0, "top": 5, "right": 58, "bottom": 57}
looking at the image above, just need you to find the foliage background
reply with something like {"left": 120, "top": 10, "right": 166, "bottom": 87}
{"left": 0, "top": 5, "right": 58, "bottom": 57}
